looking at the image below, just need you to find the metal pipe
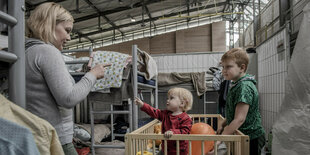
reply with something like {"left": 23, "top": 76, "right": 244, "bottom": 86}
{"left": 65, "top": 60, "right": 89, "bottom": 64}
{"left": 90, "top": 102, "right": 95, "bottom": 155}
{"left": 0, "top": 10, "right": 17, "bottom": 26}
{"left": 253, "top": 0, "right": 256, "bottom": 46}
{"left": 8, "top": 0, "right": 25, "bottom": 108}
{"left": 0, "top": 50, "right": 17, "bottom": 63}
{"left": 111, "top": 104, "right": 114, "bottom": 141}
{"left": 128, "top": 98, "right": 133, "bottom": 132}
{"left": 132, "top": 45, "right": 138, "bottom": 130}
{"left": 62, "top": 48, "right": 92, "bottom": 53}
{"left": 92, "top": 110, "right": 130, "bottom": 114}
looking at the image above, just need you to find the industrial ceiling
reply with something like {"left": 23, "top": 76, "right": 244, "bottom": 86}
{"left": 25, "top": 0, "right": 269, "bottom": 49}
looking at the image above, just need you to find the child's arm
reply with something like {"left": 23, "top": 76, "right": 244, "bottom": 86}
{"left": 221, "top": 102, "right": 249, "bottom": 135}
{"left": 217, "top": 118, "right": 227, "bottom": 134}
{"left": 135, "top": 97, "right": 163, "bottom": 120}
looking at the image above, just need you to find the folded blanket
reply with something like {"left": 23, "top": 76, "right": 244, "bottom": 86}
{"left": 138, "top": 51, "right": 157, "bottom": 80}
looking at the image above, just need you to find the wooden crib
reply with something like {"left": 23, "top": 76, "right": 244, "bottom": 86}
{"left": 125, "top": 114, "right": 249, "bottom": 155}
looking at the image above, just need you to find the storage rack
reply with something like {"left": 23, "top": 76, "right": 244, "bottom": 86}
{"left": 0, "top": 0, "right": 25, "bottom": 108}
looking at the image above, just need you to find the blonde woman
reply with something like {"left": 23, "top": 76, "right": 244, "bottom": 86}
{"left": 25, "top": 2, "right": 109, "bottom": 154}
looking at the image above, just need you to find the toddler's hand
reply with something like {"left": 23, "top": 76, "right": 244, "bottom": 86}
{"left": 216, "top": 127, "right": 223, "bottom": 135}
{"left": 134, "top": 97, "right": 144, "bottom": 107}
{"left": 164, "top": 130, "right": 173, "bottom": 138}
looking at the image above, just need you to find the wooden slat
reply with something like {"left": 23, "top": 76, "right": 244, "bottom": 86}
{"left": 164, "top": 140, "right": 167, "bottom": 155}
{"left": 176, "top": 140, "right": 180, "bottom": 155}
{"left": 201, "top": 140, "right": 205, "bottom": 155}
{"left": 214, "top": 141, "right": 218, "bottom": 155}
{"left": 152, "top": 140, "right": 156, "bottom": 155}
{"left": 188, "top": 141, "right": 192, "bottom": 155}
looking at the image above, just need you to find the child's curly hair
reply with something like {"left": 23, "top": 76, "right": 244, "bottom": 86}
{"left": 168, "top": 87, "right": 193, "bottom": 112}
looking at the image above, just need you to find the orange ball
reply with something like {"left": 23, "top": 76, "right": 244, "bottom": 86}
{"left": 190, "top": 123, "right": 215, "bottom": 155}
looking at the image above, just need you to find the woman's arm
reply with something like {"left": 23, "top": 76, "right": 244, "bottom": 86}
{"left": 38, "top": 45, "right": 97, "bottom": 108}
{"left": 221, "top": 102, "right": 249, "bottom": 135}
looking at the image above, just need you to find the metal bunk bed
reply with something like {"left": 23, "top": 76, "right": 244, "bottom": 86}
{"left": 62, "top": 47, "right": 127, "bottom": 154}
{"left": 67, "top": 45, "right": 157, "bottom": 155}
{"left": 132, "top": 45, "right": 158, "bottom": 130}
{"left": 0, "top": 0, "right": 25, "bottom": 108}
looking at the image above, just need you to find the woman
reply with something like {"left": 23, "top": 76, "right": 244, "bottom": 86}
{"left": 25, "top": 2, "right": 109, "bottom": 154}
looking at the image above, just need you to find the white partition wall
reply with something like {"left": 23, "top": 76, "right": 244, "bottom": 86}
{"left": 256, "top": 28, "right": 290, "bottom": 133}
{"left": 152, "top": 52, "right": 224, "bottom": 73}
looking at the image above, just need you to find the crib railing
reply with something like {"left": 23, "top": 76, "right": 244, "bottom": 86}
{"left": 125, "top": 114, "right": 249, "bottom": 155}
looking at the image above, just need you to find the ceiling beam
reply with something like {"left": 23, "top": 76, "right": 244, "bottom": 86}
{"left": 222, "top": 0, "right": 230, "bottom": 12}
{"left": 75, "top": 31, "right": 94, "bottom": 43}
{"left": 186, "top": 0, "right": 190, "bottom": 23}
{"left": 82, "top": 0, "right": 125, "bottom": 36}
{"left": 71, "top": 1, "right": 227, "bottom": 40}
{"left": 144, "top": 5, "right": 156, "bottom": 29}
{"left": 25, "top": 0, "right": 67, "bottom": 11}
{"left": 74, "top": 0, "right": 163, "bottom": 23}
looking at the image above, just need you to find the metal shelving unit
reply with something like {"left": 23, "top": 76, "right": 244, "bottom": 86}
{"left": 132, "top": 44, "right": 158, "bottom": 130}
{"left": 0, "top": 0, "right": 25, "bottom": 108}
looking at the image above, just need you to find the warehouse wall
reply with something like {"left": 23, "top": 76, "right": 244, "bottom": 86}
{"left": 90, "top": 21, "right": 226, "bottom": 56}
{"left": 256, "top": 28, "right": 290, "bottom": 135}
{"left": 291, "top": 0, "right": 308, "bottom": 34}
{"left": 256, "top": 0, "right": 280, "bottom": 46}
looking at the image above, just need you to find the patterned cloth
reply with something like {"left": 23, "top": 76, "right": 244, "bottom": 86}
{"left": 91, "top": 51, "right": 131, "bottom": 92}
{"left": 0, "top": 118, "right": 40, "bottom": 155}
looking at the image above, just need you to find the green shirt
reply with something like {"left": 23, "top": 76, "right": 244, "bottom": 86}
{"left": 225, "top": 74, "right": 265, "bottom": 140}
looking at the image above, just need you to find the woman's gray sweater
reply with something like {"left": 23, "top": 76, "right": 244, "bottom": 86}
{"left": 25, "top": 38, "right": 96, "bottom": 145}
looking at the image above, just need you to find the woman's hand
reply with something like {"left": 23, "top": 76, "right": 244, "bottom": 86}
{"left": 134, "top": 97, "right": 144, "bottom": 107}
{"left": 89, "top": 64, "right": 111, "bottom": 79}
{"left": 164, "top": 130, "right": 173, "bottom": 138}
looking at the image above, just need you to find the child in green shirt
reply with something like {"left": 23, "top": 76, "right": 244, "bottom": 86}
{"left": 218, "top": 48, "right": 265, "bottom": 155}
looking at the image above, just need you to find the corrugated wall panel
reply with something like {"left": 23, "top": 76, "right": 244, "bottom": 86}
{"left": 256, "top": 28, "right": 290, "bottom": 134}
{"left": 152, "top": 52, "right": 224, "bottom": 73}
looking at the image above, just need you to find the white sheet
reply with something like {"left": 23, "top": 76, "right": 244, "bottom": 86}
{"left": 272, "top": 2, "right": 310, "bottom": 154}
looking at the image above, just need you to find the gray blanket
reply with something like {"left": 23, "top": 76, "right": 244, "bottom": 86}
{"left": 158, "top": 72, "right": 206, "bottom": 96}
